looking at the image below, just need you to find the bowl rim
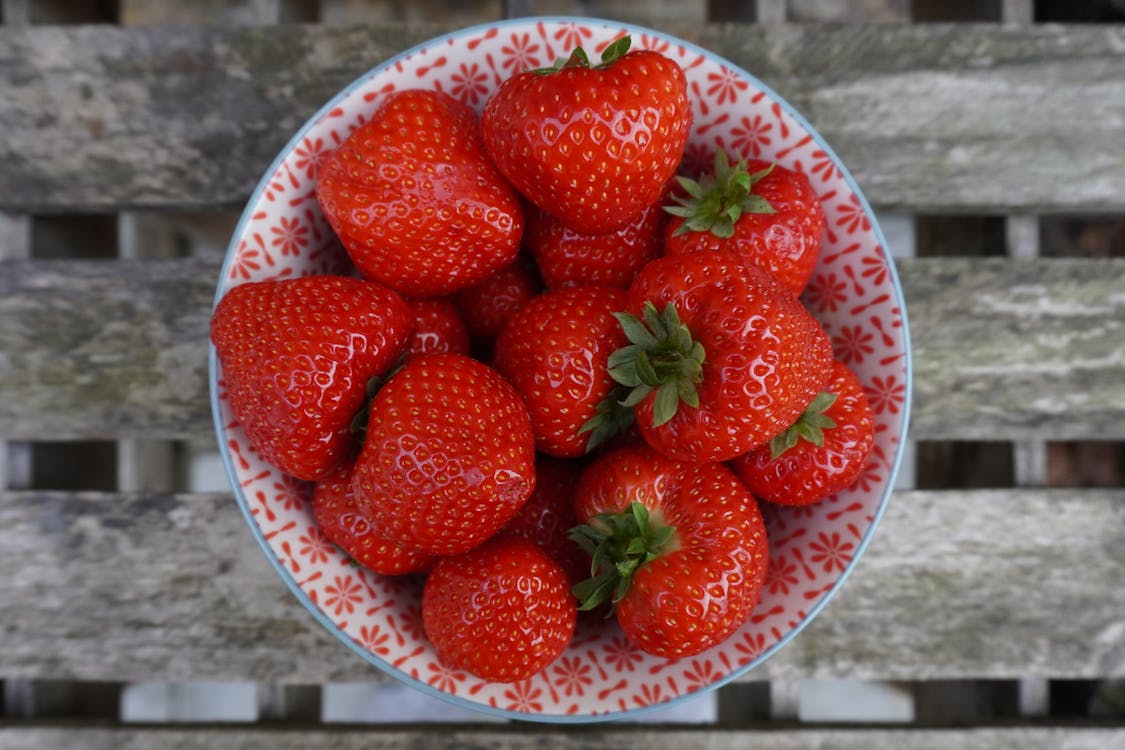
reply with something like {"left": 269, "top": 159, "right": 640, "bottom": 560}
{"left": 208, "top": 14, "right": 914, "bottom": 724}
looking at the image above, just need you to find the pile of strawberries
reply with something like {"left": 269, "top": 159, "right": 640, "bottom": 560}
{"left": 211, "top": 37, "right": 875, "bottom": 684}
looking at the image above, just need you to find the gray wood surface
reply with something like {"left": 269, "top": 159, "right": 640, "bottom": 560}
{"left": 2, "top": 726, "right": 1125, "bottom": 749}
{"left": 1, "top": 23, "right": 1123, "bottom": 213}
{"left": 2, "top": 256, "right": 1123, "bottom": 442}
{"left": 2, "top": 487, "right": 1122, "bottom": 683}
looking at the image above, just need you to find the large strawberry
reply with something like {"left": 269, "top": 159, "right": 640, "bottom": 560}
{"left": 316, "top": 88, "right": 524, "bottom": 296}
{"left": 731, "top": 359, "right": 875, "bottom": 506}
{"left": 422, "top": 535, "right": 577, "bottom": 682}
{"left": 664, "top": 153, "right": 825, "bottom": 296}
{"left": 482, "top": 36, "right": 691, "bottom": 235}
{"left": 605, "top": 252, "right": 833, "bottom": 463}
{"left": 492, "top": 285, "right": 632, "bottom": 457}
{"left": 350, "top": 353, "right": 536, "bottom": 556}
{"left": 570, "top": 443, "right": 769, "bottom": 659}
{"left": 210, "top": 275, "right": 413, "bottom": 480}
{"left": 313, "top": 461, "right": 434, "bottom": 575}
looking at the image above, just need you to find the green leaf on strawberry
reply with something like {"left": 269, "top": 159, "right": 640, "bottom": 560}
{"left": 768, "top": 391, "right": 839, "bottom": 459}
{"left": 666, "top": 152, "right": 776, "bottom": 239}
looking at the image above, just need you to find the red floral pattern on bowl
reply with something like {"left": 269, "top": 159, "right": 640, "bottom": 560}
{"left": 209, "top": 16, "right": 912, "bottom": 722}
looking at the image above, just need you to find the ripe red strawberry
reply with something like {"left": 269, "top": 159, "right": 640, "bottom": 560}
{"left": 454, "top": 255, "right": 541, "bottom": 351}
{"left": 498, "top": 455, "right": 589, "bottom": 585}
{"left": 350, "top": 353, "right": 535, "bottom": 556}
{"left": 524, "top": 193, "right": 667, "bottom": 290}
{"left": 422, "top": 535, "right": 577, "bottom": 682}
{"left": 405, "top": 297, "right": 470, "bottom": 357}
{"left": 482, "top": 36, "right": 691, "bottom": 235}
{"left": 313, "top": 461, "right": 434, "bottom": 575}
{"left": 731, "top": 359, "right": 875, "bottom": 506}
{"left": 315, "top": 88, "right": 524, "bottom": 296}
{"left": 607, "top": 252, "right": 833, "bottom": 463}
{"left": 570, "top": 443, "right": 769, "bottom": 658}
{"left": 493, "top": 285, "right": 632, "bottom": 457}
{"left": 210, "top": 275, "right": 413, "bottom": 480}
{"left": 664, "top": 153, "right": 825, "bottom": 296}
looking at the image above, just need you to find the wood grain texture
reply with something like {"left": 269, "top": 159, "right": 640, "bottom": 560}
{"left": 2, "top": 726, "right": 1125, "bottom": 750}
{"left": 1, "top": 488, "right": 1122, "bottom": 683}
{"left": 0, "top": 23, "right": 1123, "bottom": 212}
{"left": 1, "top": 257, "right": 1123, "bottom": 442}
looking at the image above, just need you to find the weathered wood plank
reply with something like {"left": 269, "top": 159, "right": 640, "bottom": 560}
{"left": 1, "top": 488, "right": 1122, "bottom": 683}
{"left": 2, "top": 256, "right": 1123, "bottom": 442}
{"left": 1, "top": 23, "right": 1123, "bottom": 212}
{"left": 2, "top": 726, "right": 1125, "bottom": 750}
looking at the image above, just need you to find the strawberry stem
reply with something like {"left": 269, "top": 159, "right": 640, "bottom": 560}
{"left": 768, "top": 390, "right": 838, "bottom": 459}
{"left": 605, "top": 301, "right": 704, "bottom": 427}
{"left": 569, "top": 501, "right": 677, "bottom": 611}
{"left": 532, "top": 35, "right": 632, "bottom": 75}
{"left": 665, "top": 152, "right": 777, "bottom": 238}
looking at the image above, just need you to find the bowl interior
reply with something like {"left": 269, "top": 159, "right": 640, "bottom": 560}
{"left": 210, "top": 17, "right": 911, "bottom": 722}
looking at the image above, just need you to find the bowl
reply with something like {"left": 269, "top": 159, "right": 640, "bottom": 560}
{"left": 210, "top": 16, "right": 912, "bottom": 722}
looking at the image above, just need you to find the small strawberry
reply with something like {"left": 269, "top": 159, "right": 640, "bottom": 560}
{"left": 499, "top": 455, "right": 589, "bottom": 585}
{"left": 605, "top": 252, "right": 834, "bottom": 463}
{"left": 664, "top": 153, "right": 825, "bottom": 296}
{"left": 524, "top": 192, "right": 667, "bottom": 290}
{"left": 482, "top": 36, "right": 691, "bottom": 234}
{"left": 350, "top": 353, "right": 536, "bottom": 556}
{"left": 493, "top": 285, "right": 632, "bottom": 457}
{"left": 316, "top": 88, "right": 524, "bottom": 296}
{"left": 731, "top": 359, "right": 875, "bottom": 506}
{"left": 454, "top": 255, "right": 542, "bottom": 352}
{"left": 422, "top": 535, "right": 577, "bottom": 682}
{"left": 405, "top": 297, "right": 470, "bottom": 357}
{"left": 210, "top": 275, "right": 413, "bottom": 480}
{"left": 570, "top": 443, "right": 769, "bottom": 659}
{"left": 313, "top": 461, "right": 434, "bottom": 575}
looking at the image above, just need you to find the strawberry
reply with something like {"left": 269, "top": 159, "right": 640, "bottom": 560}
{"left": 210, "top": 275, "right": 413, "bottom": 480}
{"left": 664, "top": 153, "right": 825, "bottom": 296}
{"left": 405, "top": 297, "right": 470, "bottom": 357}
{"left": 481, "top": 36, "right": 691, "bottom": 235}
{"left": 605, "top": 252, "right": 833, "bottom": 463}
{"left": 315, "top": 88, "right": 524, "bottom": 296}
{"left": 570, "top": 443, "right": 769, "bottom": 658}
{"left": 493, "top": 285, "right": 632, "bottom": 457}
{"left": 454, "top": 255, "right": 541, "bottom": 351}
{"left": 524, "top": 193, "right": 667, "bottom": 290}
{"left": 731, "top": 359, "right": 875, "bottom": 506}
{"left": 350, "top": 353, "right": 536, "bottom": 556}
{"left": 498, "top": 455, "right": 589, "bottom": 585}
{"left": 313, "top": 461, "right": 434, "bottom": 575}
{"left": 422, "top": 535, "right": 577, "bottom": 682}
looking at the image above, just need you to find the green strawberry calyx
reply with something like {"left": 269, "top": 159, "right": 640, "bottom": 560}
{"left": 605, "top": 301, "right": 705, "bottom": 427}
{"left": 666, "top": 152, "right": 777, "bottom": 238}
{"left": 768, "top": 391, "right": 838, "bottom": 459}
{"left": 532, "top": 35, "right": 631, "bottom": 75}
{"left": 569, "top": 501, "right": 678, "bottom": 611}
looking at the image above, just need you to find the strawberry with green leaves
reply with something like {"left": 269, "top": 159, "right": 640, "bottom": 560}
{"left": 422, "top": 535, "right": 577, "bottom": 682}
{"left": 570, "top": 443, "right": 769, "bottom": 659}
{"left": 603, "top": 252, "right": 834, "bottom": 463}
{"left": 210, "top": 275, "right": 413, "bottom": 481}
{"left": 493, "top": 285, "right": 632, "bottom": 457}
{"left": 350, "top": 353, "right": 536, "bottom": 556}
{"left": 316, "top": 88, "right": 524, "bottom": 296}
{"left": 482, "top": 36, "right": 691, "bottom": 235}
{"left": 731, "top": 359, "right": 875, "bottom": 506}
{"left": 665, "top": 153, "right": 825, "bottom": 296}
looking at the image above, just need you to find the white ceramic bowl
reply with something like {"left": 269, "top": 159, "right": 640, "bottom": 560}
{"left": 210, "top": 16, "right": 912, "bottom": 722}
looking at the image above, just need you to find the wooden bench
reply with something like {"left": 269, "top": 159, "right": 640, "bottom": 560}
{"left": 2, "top": 0, "right": 1124, "bottom": 746}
